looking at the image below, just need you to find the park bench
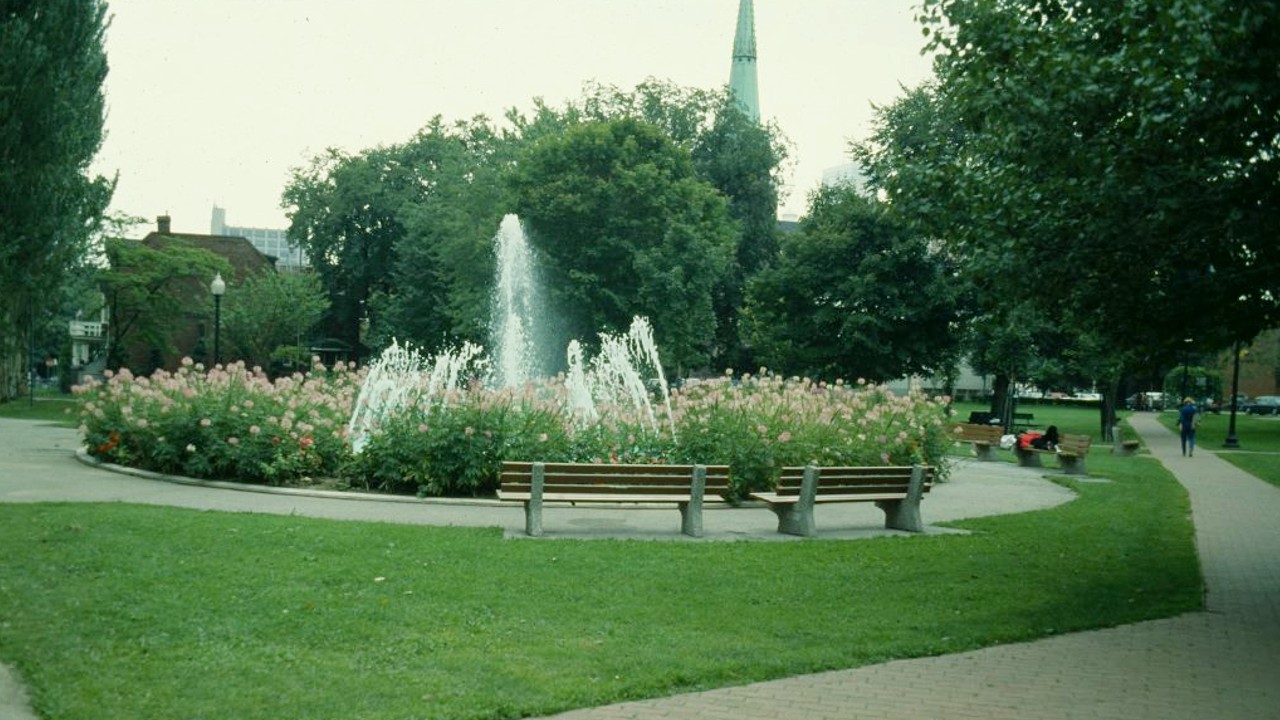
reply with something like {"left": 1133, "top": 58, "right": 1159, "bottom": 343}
{"left": 749, "top": 465, "right": 934, "bottom": 537}
{"left": 951, "top": 422, "right": 1005, "bottom": 461}
{"left": 1012, "top": 412, "right": 1038, "bottom": 431}
{"left": 498, "top": 461, "right": 730, "bottom": 537}
{"left": 1014, "top": 433, "right": 1092, "bottom": 474}
{"left": 1111, "top": 426, "right": 1141, "bottom": 456}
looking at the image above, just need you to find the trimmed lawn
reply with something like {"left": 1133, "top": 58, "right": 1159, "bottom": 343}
{"left": 0, "top": 394, "right": 79, "bottom": 426}
{"left": 950, "top": 402, "right": 1280, "bottom": 488}
{"left": 0, "top": 448, "right": 1200, "bottom": 720}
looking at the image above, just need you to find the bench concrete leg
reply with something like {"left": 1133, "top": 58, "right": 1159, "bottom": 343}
{"left": 524, "top": 463, "right": 545, "bottom": 536}
{"left": 770, "top": 465, "right": 819, "bottom": 537}
{"left": 972, "top": 442, "right": 997, "bottom": 462}
{"left": 769, "top": 503, "right": 815, "bottom": 537}
{"left": 678, "top": 465, "right": 709, "bottom": 537}
{"left": 1015, "top": 449, "right": 1043, "bottom": 468}
{"left": 1113, "top": 441, "right": 1139, "bottom": 457}
{"left": 1057, "top": 455, "right": 1087, "bottom": 475}
{"left": 878, "top": 465, "right": 926, "bottom": 532}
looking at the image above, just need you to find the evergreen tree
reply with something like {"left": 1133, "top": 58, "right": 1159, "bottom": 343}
{"left": 0, "top": 0, "right": 113, "bottom": 399}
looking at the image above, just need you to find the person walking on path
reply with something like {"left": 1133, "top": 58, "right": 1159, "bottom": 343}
{"left": 1178, "top": 396, "right": 1201, "bottom": 456}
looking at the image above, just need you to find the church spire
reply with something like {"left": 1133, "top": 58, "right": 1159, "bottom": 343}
{"left": 729, "top": 0, "right": 760, "bottom": 122}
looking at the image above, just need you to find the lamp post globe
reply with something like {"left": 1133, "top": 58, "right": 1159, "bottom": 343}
{"left": 210, "top": 273, "right": 226, "bottom": 367}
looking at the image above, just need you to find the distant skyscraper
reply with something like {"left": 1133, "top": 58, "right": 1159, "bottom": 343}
{"left": 729, "top": 0, "right": 760, "bottom": 122}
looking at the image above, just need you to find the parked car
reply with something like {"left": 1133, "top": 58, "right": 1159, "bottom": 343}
{"left": 1242, "top": 396, "right": 1280, "bottom": 415}
{"left": 1123, "top": 392, "right": 1166, "bottom": 411}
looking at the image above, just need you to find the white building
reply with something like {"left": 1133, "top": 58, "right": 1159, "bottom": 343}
{"left": 211, "top": 206, "right": 307, "bottom": 270}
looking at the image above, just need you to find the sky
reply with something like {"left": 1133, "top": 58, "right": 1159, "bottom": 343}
{"left": 90, "top": 0, "right": 936, "bottom": 236}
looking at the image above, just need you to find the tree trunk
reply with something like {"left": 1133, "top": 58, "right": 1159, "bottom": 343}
{"left": 0, "top": 305, "right": 28, "bottom": 402}
{"left": 989, "top": 373, "right": 1011, "bottom": 429}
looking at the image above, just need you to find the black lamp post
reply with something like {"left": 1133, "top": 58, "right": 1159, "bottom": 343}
{"left": 1179, "top": 337, "right": 1193, "bottom": 400}
{"left": 1224, "top": 341, "right": 1243, "bottom": 449}
{"left": 210, "top": 272, "right": 226, "bottom": 366}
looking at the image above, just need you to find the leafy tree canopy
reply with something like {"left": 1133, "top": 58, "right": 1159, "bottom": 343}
{"left": 100, "top": 238, "right": 231, "bottom": 371}
{"left": 745, "top": 186, "right": 967, "bottom": 382}
{"left": 509, "top": 117, "right": 735, "bottom": 371}
{"left": 221, "top": 271, "right": 329, "bottom": 372}
{"left": 907, "top": 0, "right": 1280, "bottom": 358}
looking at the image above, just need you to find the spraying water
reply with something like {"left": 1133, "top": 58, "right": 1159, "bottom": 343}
{"left": 348, "top": 215, "right": 676, "bottom": 451}
{"left": 489, "top": 214, "right": 543, "bottom": 388}
{"left": 346, "top": 339, "right": 487, "bottom": 453}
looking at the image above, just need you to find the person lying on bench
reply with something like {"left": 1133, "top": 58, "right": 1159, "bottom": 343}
{"left": 1019, "top": 425, "right": 1060, "bottom": 451}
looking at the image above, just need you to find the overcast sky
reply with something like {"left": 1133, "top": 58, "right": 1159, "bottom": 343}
{"left": 91, "top": 0, "right": 936, "bottom": 235}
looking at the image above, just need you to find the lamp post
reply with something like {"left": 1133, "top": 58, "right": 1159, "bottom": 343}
{"left": 1179, "top": 337, "right": 1193, "bottom": 400}
{"left": 210, "top": 272, "right": 226, "bottom": 367}
{"left": 1224, "top": 342, "right": 1243, "bottom": 449}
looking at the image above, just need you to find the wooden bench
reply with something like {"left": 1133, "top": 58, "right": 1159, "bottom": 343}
{"left": 952, "top": 422, "right": 1005, "bottom": 461}
{"left": 1015, "top": 433, "right": 1092, "bottom": 474}
{"left": 749, "top": 465, "right": 934, "bottom": 537}
{"left": 498, "top": 462, "right": 730, "bottom": 537}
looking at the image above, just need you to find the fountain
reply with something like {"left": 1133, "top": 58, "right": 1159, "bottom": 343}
{"left": 347, "top": 214, "right": 675, "bottom": 451}
{"left": 489, "top": 214, "right": 544, "bottom": 389}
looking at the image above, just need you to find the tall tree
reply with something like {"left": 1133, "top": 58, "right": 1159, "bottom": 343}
{"left": 510, "top": 80, "right": 789, "bottom": 365}
{"left": 283, "top": 146, "right": 416, "bottom": 354}
{"left": 0, "top": 0, "right": 113, "bottom": 400}
{"left": 910, "top": 0, "right": 1280, "bottom": 357}
{"left": 375, "top": 116, "right": 515, "bottom": 351}
{"left": 99, "top": 238, "right": 231, "bottom": 372}
{"left": 283, "top": 116, "right": 515, "bottom": 356}
{"left": 744, "top": 186, "right": 967, "bottom": 382}
{"left": 509, "top": 117, "right": 735, "bottom": 371}
{"left": 221, "top": 271, "right": 329, "bottom": 372}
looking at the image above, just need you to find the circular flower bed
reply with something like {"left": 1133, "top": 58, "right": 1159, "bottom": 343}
{"left": 78, "top": 362, "right": 954, "bottom": 499}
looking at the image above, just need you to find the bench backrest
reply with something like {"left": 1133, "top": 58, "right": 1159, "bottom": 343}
{"left": 775, "top": 465, "right": 934, "bottom": 498}
{"left": 953, "top": 422, "right": 1003, "bottom": 443}
{"left": 1059, "top": 433, "right": 1092, "bottom": 453}
{"left": 500, "top": 461, "right": 731, "bottom": 499}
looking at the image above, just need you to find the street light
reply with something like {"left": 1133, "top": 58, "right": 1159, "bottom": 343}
{"left": 1179, "top": 337, "right": 1193, "bottom": 400}
{"left": 1224, "top": 342, "right": 1244, "bottom": 449}
{"left": 210, "top": 272, "right": 226, "bottom": 367}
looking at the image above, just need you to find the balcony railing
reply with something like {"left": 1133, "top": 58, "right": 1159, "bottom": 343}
{"left": 69, "top": 320, "right": 107, "bottom": 339}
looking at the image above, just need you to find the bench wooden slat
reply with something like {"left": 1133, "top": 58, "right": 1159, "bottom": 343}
{"left": 498, "top": 461, "right": 729, "bottom": 537}
{"left": 499, "top": 483, "right": 727, "bottom": 497}
{"left": 950, "top": 422, "right": 1005, "bottom": 461}
{"left": 498, "top": 492, "right": 713, "bottom": 503}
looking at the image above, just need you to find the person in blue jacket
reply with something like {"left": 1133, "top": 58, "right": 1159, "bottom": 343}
{"left": 1178, "top": 397, "right": 1200, "bottom": 457}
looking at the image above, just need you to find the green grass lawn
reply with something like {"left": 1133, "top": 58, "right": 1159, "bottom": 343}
{"left": 949, "top": 399, "right": 1280, "bottom": 488}
{"left": 0, "top": 446, "right": 1201, "bottom": 720}
{"left": 0, "top": 392, "right": 79, "bottom": 426}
